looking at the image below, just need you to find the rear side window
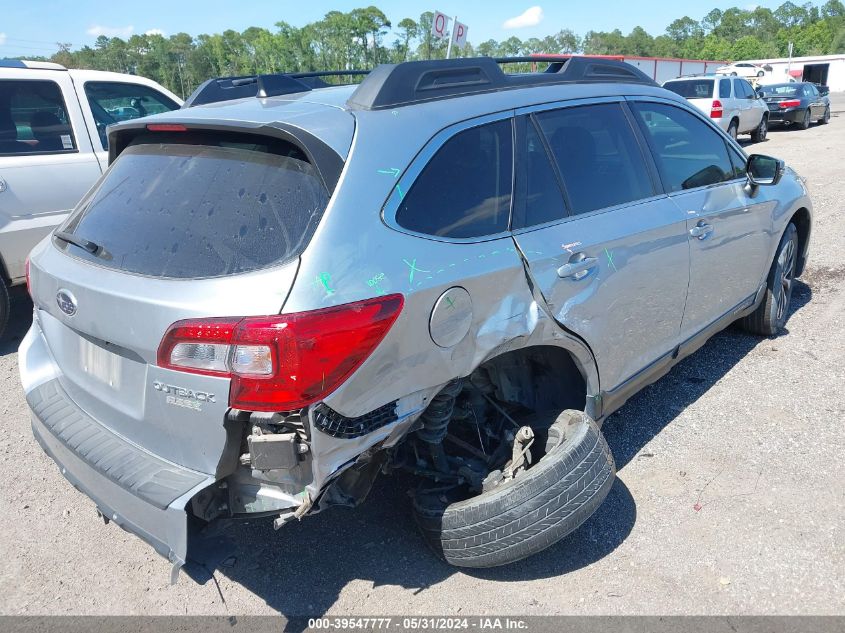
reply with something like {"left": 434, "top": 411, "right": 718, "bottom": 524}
{"left": 514, "top": 118, "right": 567, "bottom": 228}
{"left": 535, "top": 103, "right": 654, "bottom": 215}
{"left": 0, "top": 80, "right": 76, "bottom": 155}
{"left": 395, "top": 119, "right": 513, "bottom": 239}
{"left": 719, "top": 78, "right": 731, "bottom": 99}
{"left": 632, "top": 102, "right": 734, "bottom": 192}
{"left": 58, "top": 133, "right": 329, "bottom": 278}
{"left": 663, "top": 80, "right": 714, "bottom": 99}
{"left": 84, "top": 82, "right": 179, "bottom": 150}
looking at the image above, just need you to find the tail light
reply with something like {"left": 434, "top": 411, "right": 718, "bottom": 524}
{"left": 710, "top": 100, "right": 723, "bottom": 118}
{"left": 25, "top": 257, "right": 32, "bottom": 297}
{"left": 157, "top": 294, "right": 404, "bottom": 411}
{"left": 146, "top": 123, "right": 188, "bottom": 132}
{"left": 778, "top": 99, "right": 801, "bottom": 108}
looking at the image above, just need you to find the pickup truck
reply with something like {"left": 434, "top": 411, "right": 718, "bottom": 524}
{"left": 0, "top": 60, "right": 182, "bottom": 336}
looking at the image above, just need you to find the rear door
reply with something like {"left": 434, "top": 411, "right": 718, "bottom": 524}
{"left": 511, "top": 100, "right": 690, "bottom": 394}
{"left": 733, "top": 78, "right": 754, "bottom": 131}
{"left": 0, "top": 70, "right": 101, "bottom": 282}
{"left": 629, "top": 99, "right": 771, "bottom": 340}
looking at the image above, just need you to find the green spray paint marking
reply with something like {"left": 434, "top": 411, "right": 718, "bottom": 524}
{"left": 605, "top": 248, "right": 618, "bottom": 272}
{"left": 377, "top": 167, "right": 401, "bottom": 178}
{"left": 445, "top": 297, "right": 455, "bottom": 310}
{"left": 403, "top": 258, "right": 429, "bottom": 285}
{"left": 396, "top": 184, "right": 405, "bottom": 200}
{"left": 316, "top": 272, "right": 335, "bottom": 295}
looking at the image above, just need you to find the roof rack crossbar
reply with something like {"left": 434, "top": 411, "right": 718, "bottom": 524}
{"left": 182, "top": 70, "right": 372, "bottom": 108}
{"left": 346, "top": 56, "right": 657, "bottom": 111}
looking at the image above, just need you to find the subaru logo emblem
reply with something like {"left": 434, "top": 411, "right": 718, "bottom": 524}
{"left": 56, "top": 289, "right": 77, "bottom": 317}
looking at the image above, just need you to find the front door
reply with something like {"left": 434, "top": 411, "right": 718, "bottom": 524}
{"left": 0, "top": 71, "right": 101, "bottom": 281}
{"left": 629, "top": 99, "right": 772, "bottom": 341}
{"left": 511, "top": 101, "right": 690, "bottom": 394}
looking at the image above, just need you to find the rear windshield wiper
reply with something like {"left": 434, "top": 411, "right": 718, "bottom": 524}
{"left": 54, "top": 231, "right": 102, "bottom": 255}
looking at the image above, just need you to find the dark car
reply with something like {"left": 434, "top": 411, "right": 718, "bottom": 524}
{"left": 758, "top": 82, "right": 831, "bottom": 129}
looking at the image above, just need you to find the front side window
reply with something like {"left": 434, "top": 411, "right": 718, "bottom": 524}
{"left": 632, "top": 102, "right": 734, "bottom": 192}
{"left": 535, "top": 103, "right": 654, "bottom": 215}
{"left": 84, "top": 82, "right": 180, "bottom": 149}
{"left": 0, "top": 80, "right": 76, "bottom": 155}
{"left": 395, "top": 119, "right": 513, "bottom": 239}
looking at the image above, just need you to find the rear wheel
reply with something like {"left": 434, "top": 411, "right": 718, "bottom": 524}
{"left": 751, "top": 115, "right": 768, "bottom": 143}
{"left": 727, "top": 120, "right": 739, "bottom": 141}
{"left": 740, "top": 223, "right": 798, "bottom": 336}
{"left": 757, "top": 70, "right": 765, "bottom": 77}
{"left": 799, "top": 108, "right": 812, "bottom": 130}
{"left": 413, "top": 410, "right": 615, "bottom": 568}
{"left": 820, "top": 106, "right": 830, "bottom": 124}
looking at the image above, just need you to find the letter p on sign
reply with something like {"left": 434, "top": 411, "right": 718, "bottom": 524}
{"left": 451, "top": 20, "right": 468, "bottom": 49}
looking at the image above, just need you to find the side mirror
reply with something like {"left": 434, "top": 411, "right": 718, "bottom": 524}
{"left": 818, "top": 86, "right": 830, "bottom": 97}
{"left": 747, "top": 154, "right": 784, "bottom": 187}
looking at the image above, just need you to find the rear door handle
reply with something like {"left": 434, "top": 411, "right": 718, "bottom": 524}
{"left": 689, "top": 222, "right": 714, "bottom": 240}
{"left": 557, "top": 256, "right": 597, "bottom": 280}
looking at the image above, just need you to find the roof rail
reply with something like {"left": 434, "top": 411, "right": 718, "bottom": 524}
{"left": 182, "top": 70, "right": 370, "bottom": 108}
{"left": 346, "top": 56, "right": 657, "bottom": 110}
{"left": 0, "top": 59, "right": 67, "bottom": 71}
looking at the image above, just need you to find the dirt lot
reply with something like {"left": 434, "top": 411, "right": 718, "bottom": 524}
{"left": 0, "top": 96, "right": 843, "bottom": 618}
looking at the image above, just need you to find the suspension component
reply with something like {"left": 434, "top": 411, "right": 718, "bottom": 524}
{"left": 416, "top": 380, "right": 463, "bottom": 473}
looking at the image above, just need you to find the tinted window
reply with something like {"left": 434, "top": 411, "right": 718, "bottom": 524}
{"left": 737, "top": 80, "right": 755, "bottom": 98}
{"left": 85, "top": 82, "right": 180, "bottom": 149}
{"left": 515, "top": 118, "right": 567, "bottom": 228}
{"left": 727, "top": 145, "right": 747, "bottom": 179}
{"left": 759, "top": 85, "right": 800, "bottom": 97}
{"left": 58, "top": 133, "right": 328, "bottom": 279}
{"left": 536, "top": 103, "right": 654, "bottom": 214}
{"left": 719, "top": 78, "right": 732, "bottom": 99}
{"left": 633, "top": 102, "right": 734, "bottom": 192}
{"left": 664, "top": 80, "right": 714, "bottom": 99}
{"left": 0, "top": 80, "right": 76, "bottom": 155}
{"left": 395, "top": 120, "right": 512, "bottom": 238}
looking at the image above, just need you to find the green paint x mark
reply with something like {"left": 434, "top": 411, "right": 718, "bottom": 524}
{"left": 605, "top": 248, "right": 618, "bottom": 272}
{"left": 403, "top": 258, "right": 429, "bottom": 285}
{"left": 445, "top": 297, "right": 455, "bottom": 310}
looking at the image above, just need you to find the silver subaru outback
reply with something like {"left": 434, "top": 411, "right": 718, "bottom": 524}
{"left": 19, "top": 57, "right": 812, "bottom": 576}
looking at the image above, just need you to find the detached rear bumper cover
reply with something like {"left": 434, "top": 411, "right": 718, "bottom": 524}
{"left": 23, "top": 325, "right": 214, "bottom": 568}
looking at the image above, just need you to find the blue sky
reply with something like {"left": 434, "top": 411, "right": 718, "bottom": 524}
{"left": 1, "top": 0, "right": 791, "bottom": 58}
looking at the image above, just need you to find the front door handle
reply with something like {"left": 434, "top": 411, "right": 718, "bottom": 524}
{"left": 689, "top": 222, "right": 714, "bottom": 240}
{"left": 557, "top": 256, "right": 597, "bottom": 280}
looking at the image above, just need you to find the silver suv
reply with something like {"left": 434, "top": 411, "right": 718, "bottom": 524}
{"left": 20, "top": 57, "right": 812, "bottom": 576}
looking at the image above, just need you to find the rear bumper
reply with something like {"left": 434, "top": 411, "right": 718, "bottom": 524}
{"left": 21, "top": 326, "right": 214, "bottom": 569}
{"left": 767, "top": 108, "right": 803, "bottom": 123}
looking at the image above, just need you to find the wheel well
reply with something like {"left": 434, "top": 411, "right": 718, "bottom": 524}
{"left": 790, "top": 207, "right": 811, "bottom": 276}
{"left": 475, "top": 346, "right": 587, "bottom": 414}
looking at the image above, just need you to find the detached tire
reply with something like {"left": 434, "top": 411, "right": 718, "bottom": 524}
{"left": 413, "top": 410, "right": 615, "bottom": 568}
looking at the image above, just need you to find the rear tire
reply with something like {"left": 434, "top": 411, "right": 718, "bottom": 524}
{"left": 751, "top": 115, "right": 768, "bottom": 143}
{"left": 727, "top": 120, "right": 739, "bottom": 141}
{"left": 413, "top": 410, "right": 615, "bottom": 568}
{"left": 820, "top": 106, "right": 830, "bottom": 124}
{"left": 740, "top": 223, "right": 798, "bottom": 336}
{"left": 757, "top": 70, "right": 765, "bottom": 77}
{"left": 0, "top": 281, "right": 9, "bottom": 340}
{"left": 799, "top": 108, "right": 811, "bottom": 130}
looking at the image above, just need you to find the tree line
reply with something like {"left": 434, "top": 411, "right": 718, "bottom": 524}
{"left": 34, "top": 1, "right": 845, "bottom": 98}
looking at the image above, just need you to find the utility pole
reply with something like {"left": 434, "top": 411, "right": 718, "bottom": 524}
{"left": 445, "top": 15, "right": 457, "bottom": 59}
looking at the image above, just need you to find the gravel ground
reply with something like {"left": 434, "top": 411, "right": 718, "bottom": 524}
{"left": 0, "top": 96, "right": 843, "bottom": 618}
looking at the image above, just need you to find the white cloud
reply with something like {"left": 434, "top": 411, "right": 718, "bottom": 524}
{"left": 0, "top": 33, "right": 6, "bottom": 46}
{"left": 503, "top": 6, "right": 544, "bottom": 29}
{"left": 145, "top": 28, "right": 166, "bottom": 37}
{"left": 86, "top": 24, "right": 134, "bottom": 38}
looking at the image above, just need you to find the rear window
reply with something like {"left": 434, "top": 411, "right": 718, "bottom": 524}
{"left": 759, "top": 85, "right": 800, "bottom": 97}
{"left": 663, "top": 80, "right": 714, "bottom": 99}
{"left": 57, "top": 132, "right": 329, "bottom": 278}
